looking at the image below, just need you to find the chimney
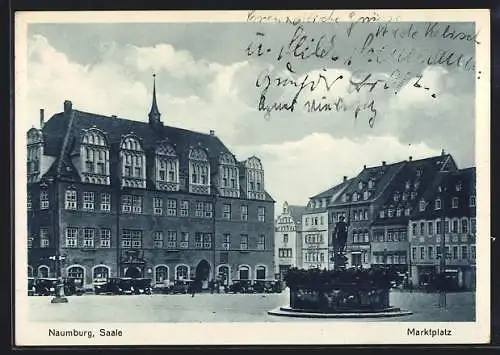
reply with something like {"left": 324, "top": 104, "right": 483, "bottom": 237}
{"left": 363, "top": 165, "right": 366, "bottom": 169}
{"left": 210, "top": 130, "right": 215, "bottom": 136}
{"left": 343, "top": 176, "right": 347, "bottom": 182}
{"left": 64, "top": 100, "right": 72, "bottom": 114}
{"left": 441, "top": 149, "right": 445, "bottom": 156}
{"left": 382, "top": 161, "right": 386, "bottom": 166}
{"left": 39, "top": 109, "right": 45, "bottom": 128}
{"left": 409, "top": 156, "right": 413, "bottom": 161}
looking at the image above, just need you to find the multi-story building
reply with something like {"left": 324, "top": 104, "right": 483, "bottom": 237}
{"left": 370, "top": 153, "right": 458, "bottom": 274}
{"left": 328, "top": 163, "right": 404, "bottom": 269}
{"left": 302, "top": 179, "right": 350, "bottom": 270}
{"left": 274, "top": 201, "right": 305, "bottom": 278}
{"left": 408, "top": 167, "right": 476, "bottom": 290}
{"left": 26, "top": 80, "right": 275, "bottom": 290}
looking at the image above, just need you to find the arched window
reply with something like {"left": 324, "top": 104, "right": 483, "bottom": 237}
{"left": 155, "top": 143, "right": 179, "bottom": 191}
{"left": 256, "top": 265, "right": 266, "bottom": 280}
{"left": 217, "top": 265, "right": 231, "bottom": 285}
{"left": 155, "top": 265, "right": 169, "bottom": 284}
{"left": 28, "top": 265, "right": 34, "bottom": 278}
{"left": 189, "top": 147, "right": 210, "bottom": 195}
{"left": 176, "top": 265, "right": 189, "bottom": 280}
{"left": 68, "top": 265, "right": 85, "bottom": 280}
{"left": 238, "top": 265, "right": 250, "bottom": 280}
{"left": 38, "top": 265, "right": 49, "bottom": 278}
{"left": 92, "top": 265, "right": 110, "bottom": 282}
{"left": 120, "top": 135, "right": 146, "bottom": 188}
{"left": 81, "top": 128, "right": 110, "bottom": 185}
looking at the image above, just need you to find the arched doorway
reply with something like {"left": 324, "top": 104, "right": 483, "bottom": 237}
{"left": 125, "top": 266, "right": 142, "bottom": 278}
{"left": 195, "top": 260, "right": 211, "bottom": 288}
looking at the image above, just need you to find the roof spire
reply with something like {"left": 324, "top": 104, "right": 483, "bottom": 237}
{"left": 149, "top": 73, "right": 161, "bottom": 125}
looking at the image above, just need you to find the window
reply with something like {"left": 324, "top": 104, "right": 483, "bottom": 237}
{"left": 436, "top": 220, "right": 442, "bottom": 234}
{"left": 283, "top": 234, "right": 289, "bottom": 243}
{"left": 240, "top": 234, "right": 248, "bottom": 250}
{"left": 66, "top": 228, "right": 78, "bottom": 248}
{"left": 256, "top": 266, "right": 266, "bottom": 280}
{"left": 195, "top": 202, "right": 204, "bottom": 217}
{"left": 241, "top": 205, "right": 248, "bottom": 221}
{"left": 364, "top": 210, "right": 368, "bottom": 220}
{"left": 256, "top": 235, "right": 265, "bottom": 250}
{"left": 203, "top": 233, "right": 212, "bottom": 249}
{"left": 363, "top": 191, "right": 369, "bottom": 200}
{"left": 82, "top": 228, "right": 95, "bottom": 248}
{"left": 27, "top": 194, "right": 32, "bottom": 210}
{"left": 387, "top": 231, "right": 393, "bottom": 242}
{"left": 471, "top": 245, "right": 476, "bottom": 259}
{"left": 68, "top": 266, "right": 84, "bottom": 280}
{"left": 420, "top": 246, "right": 425, "bottom": 259}
{"left": 83, "top": 192, "right": 94, "bottom": 211}
{"left": 456, "top": 182, "right": 462, "bottom": 191}
{"left": 428, "top": 221, "right": 433, "bottom": 235}
{"left": 419, "top": 200, "right": 425, "bottom": 212}
{"left": 40, "top": 228, "right": 49, "bottom": 248}
{"left": 411, "top": 191, "right": 417, "bottom": 199}
{"left": 380, "top": 210, "right": 385, "bottom": 218}
{"left": 470, "top": 195, "right": 476, "bottom": 207}
{"left": 180, "top": 232, "right": 189, "bottom": 248}
{"left": 146, "top": 197, "right": 159, "bottom": 216}
{"left": 452, "top": 219, "right": 458, "bottom": 233}
{"left": 452, "top": 246, "right": 458, "bottom": 259}
{"left": 154, "top": 231, "right": 164, "bottom": 248}
{"left": 320, "top": 216, "right": 324, "bottom": 225}
{"left": 258, "top": 207, "right": 265, "bottom": 222}
{"left": 132, "top": 230, "right": 142, "bottom": 248}
{"left": 65, "top": 189, "right": 77, "bottom": 210}
{"left": 155, "top": 266, "right": 168, "bottom": 284}
{"left": 428, "top": 246, "right": 434, "bottom": 259}
{"left": 176, "top": 265, "right": 189, "bottom": 280}
{"left": 239, "top": 266, "right": 250, "bottom": 280}
{"left": 405, "top": 208, "right": 411, "bottom": 216}
{"left": 195, "top": 233, "right": 203, "bottom": 248}
{"left": 40, "top": 190, "right": 49, "bottom": 209}
{"left": 132, "top": 196, "right": 142, "bottom": 213}
{"left": 223, "top": 204, "right": 231, "bottom": 220}
{"left": 279, "top": 248, "right": 292, "bottom": 257}
{"left": 452, "top": 197, "right": 459, "bottom": 209}
{"left": 411, "top": 247, "right": 417, "bottom": 260}
{"left": 180, "top": 200, "right": 189, "bottom": 217}
{"left": 405, "top": 180, "right": 411, "bottom": 190}
{"left": 167, "top": 199, "right": 177, "bottom": 216}
{"left": 460, "top": 219, "right": 468, "bottom": 234}
{"left": 461, "top": 245, "right": 468, "bottom": 260}
{"left": 28, "top": 234, "right": 33, "bottom": 248}
{"left": 420, "top": 222, "right": 425, "bottom": 236}
{"left": 471, "top": 218, "right": 476, "bottom": 234}
{"left": 167, "top": 231, "right": 177, "bottom": 248}
{"left": 100, "top": 193, "right": 110, "bottom": 211}
{"left": 305, "top": 217, "right": 309, "bottom": 226}
{"left": 100, "top": 229, "right": 111, "bottom": 248}
{"left": 412, "top": 223, "right": 417, "bottom": 236}
{"left": 122, "top": 230, "right": 142, "bottom": 248}
{"left": 352, "top": 193, "right": 358, "bottom": 202}
{"left": 223, "top": 234, "right": 231, "bottom": 250}
{"left": 394, "top": 193, "right": 400, "bottom": 202}
{"left": 396, "top": 208, "right": 402, "bottom": 217}
{"left": 435, "top": 198, "right": 441, "bottom": 210}
{"left": 204, "top": 202, "right": 213, "bottom": 218}
{"left": 122, "top": 195, "right": 132, "bottom": 213}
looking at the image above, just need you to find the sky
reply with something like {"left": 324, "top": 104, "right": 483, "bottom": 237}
{"left": 23, "top": 20, "right": 478, "bottom": 214}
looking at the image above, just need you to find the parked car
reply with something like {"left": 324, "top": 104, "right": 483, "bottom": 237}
{"left": 28, "top": 277, "right": 36, "bottom": 296}
{"left": 131, "top": 278, "right": 152, "bottom": 295}
{"left": 34, "top": 278, "right": 59, "bottom": 296}
{"left": 170, "top": 279, "right": 193, "bottom": 294}
{"left": 229, "top": 279, "right": 254, "bottom": 294}
{"left": 64, "top": 277, "right": 85, "bottom": 296}
{"left": 93, "top": 277, "right": 109, "bottom": 295}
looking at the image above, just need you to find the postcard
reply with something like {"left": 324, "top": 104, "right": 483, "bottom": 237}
{"left": 14, "top": 9, "right": 490, "bottom": 346}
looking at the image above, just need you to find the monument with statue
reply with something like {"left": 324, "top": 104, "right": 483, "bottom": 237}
{"left": 268, "top": 213, "right": 412, "bottom": 318}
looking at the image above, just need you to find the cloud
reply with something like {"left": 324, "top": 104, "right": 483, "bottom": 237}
{"left": 233, "top": 133, "right": 440, "bottom": 212}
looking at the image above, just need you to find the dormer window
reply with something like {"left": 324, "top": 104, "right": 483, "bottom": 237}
{"left": 81, "top": 128, "right": 110, "bottom": 185}
{"left": 245, "top": 156, "right": 265, "bottom": 200}
{"left": 321, "top": 199, "right": 326, "bottom": 208}
{"left": 419, "top": 199, "right": 426, "bottom": 212}
{"left": 405, "top": 180, "right": 411, "bottom": 190}
{"left": 455, "top": 182, "right": 462, "bottom": 192}
{"left": 363, "top": 190, "right": 369, "bottom": 200}
{"left": 120, "top": 135, "right": 145, "bottom": 188}
{"left": 410, "top": 191, "right": 417, "bottom": 200}
{"left": 379, "top": 210, "right": 385, "bottom": 218}
{"left": 414, "top": 181, "right": 420, "bottom": 189}
{"left": 352, "top": 193, "right": 358, "bottom": 202}
{"left": 393, "top": 192, "right": 400, "bottom": 202}
{"left": 388, "top": 209, "right": 394, "bottom": 217}
{"left": 416, "top": 169, "right": 422, "bottom": 178}
{"left": 435, "top": 198, "right": 442, "bottom": 210}
{"left": 358, "top": 181, "right": 363, "bottom": 190}
{"left": 402, "top": 192, "right": 408, "bottom": 201}
{"left": 155, "top": 143, "right": 179, "bottom": 192}
{"left": 189, "top": 147, "right": 210, "bottom": 195}
{"left": 219, "top": 153, "right": 240, "bottom": 198}
{"left": 368, "top": 179, "right": 375, "bottom": 189}
{"left": 405, "top": 207, "right": 411, "bottom": 216}
{"left": 342, "top": 194, "right": 347, "bottom": 203}
{"left": 396, "top": 208, "right": 402, "bottom": 217}
{"left": 452, "top": 197, "right": 459, "bottom": 209}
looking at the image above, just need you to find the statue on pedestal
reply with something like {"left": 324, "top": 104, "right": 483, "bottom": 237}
{"left": 331, "top": 215, "right": 349, "bottom": 270}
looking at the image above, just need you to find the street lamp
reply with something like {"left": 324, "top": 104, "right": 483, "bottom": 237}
{"left": 50, "top": 254, "right": 68, "bottom": 303}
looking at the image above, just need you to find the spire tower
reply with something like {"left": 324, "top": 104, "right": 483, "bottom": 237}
{"left": 149, "top": 73, "right": 162, "bottom": 126}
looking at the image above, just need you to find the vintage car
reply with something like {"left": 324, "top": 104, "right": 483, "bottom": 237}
{"left": 170, "top": 279, "right": 193, "bottom": 294}
{"left": 28, "top": 277, "right": 36, "bottom": 296}
{"left": 93, "top": 277, "right": 109, "bottom": 295}
{"left": 253, "top": 280, "right": 283, "bottom": 293}
{"left": 94, "top": 277, "right": 134, "bottom": 295}
{"left": 64, "top": 277, "right": 85, "bottom": 296}
{"left": 130, "top": 278, "right": 152, "bottom": 295}
{"left": 34, "top": 278, "right": 59, "bottom": 296}
{"left": 229, "top": 279, "right": 254, "bottom": 294}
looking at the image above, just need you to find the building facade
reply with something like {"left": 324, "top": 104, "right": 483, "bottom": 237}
{"left": 274, "top": 201, "right": 305, "bottom": 279}
{"left": 27, "top": 82, "right": 275, "bottom": 290}
{"left": 408, "top": 167, "right": 476, "bottom": 290}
